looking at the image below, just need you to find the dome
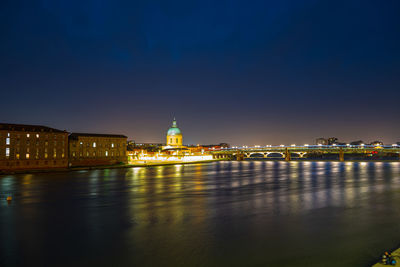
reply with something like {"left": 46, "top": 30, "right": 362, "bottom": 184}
{"left": 167, "top": 119, "right": 182, "bottom": 136}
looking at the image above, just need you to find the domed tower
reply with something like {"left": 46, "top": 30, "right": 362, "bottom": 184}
{"left": 166, "top": 118, "right": 183, "bottom": 147}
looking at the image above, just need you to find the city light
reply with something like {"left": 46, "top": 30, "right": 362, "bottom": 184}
{"left": 304, "top": 144, "right": 309, "bottom": 147}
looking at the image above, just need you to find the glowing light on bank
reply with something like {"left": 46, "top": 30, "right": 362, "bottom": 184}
{"left": 134, "top": 154, "right": 213, "bottom": 163}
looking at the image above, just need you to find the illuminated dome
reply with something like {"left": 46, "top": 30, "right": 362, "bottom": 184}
{"left": 167, "top": 119, "right": 182, "bottom": 136}
{"left": 166, "top": 118, "right": 183, "bottom": 147}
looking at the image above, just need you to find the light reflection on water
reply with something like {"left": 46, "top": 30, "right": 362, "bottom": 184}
{"left": 1, "top": 161, "right": 400, "bottom": 266}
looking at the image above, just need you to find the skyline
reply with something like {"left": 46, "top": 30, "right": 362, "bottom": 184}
{"left": 1, "top": 0, "right": 400, "bottom": 144}
{"left": 0, "top": 118, "right": 397, "bottom": 146}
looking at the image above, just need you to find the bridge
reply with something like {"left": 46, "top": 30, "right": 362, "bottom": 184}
{"left": 211, "top": 145, "right": 400, "bottom": 161}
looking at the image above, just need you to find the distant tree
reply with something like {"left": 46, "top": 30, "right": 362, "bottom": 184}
{"left": 327, "top": 137, "right": 338, "bottom": 145}
{"left": 219, "top": 143, "right": 230, "bottom": 148}
{"left": 350, "top": 140, "right": 364, "bottom": 145}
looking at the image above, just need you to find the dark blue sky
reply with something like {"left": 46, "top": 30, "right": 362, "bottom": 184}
{"left": 1, "top": 0, "right": 400, "bottom": 145}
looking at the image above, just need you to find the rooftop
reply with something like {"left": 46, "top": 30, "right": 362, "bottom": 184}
{"left": 0, "top": 123, "right": 66, "bottom": 133}
{"left": 69, "top": 132, "right": 127, "bottom": 139}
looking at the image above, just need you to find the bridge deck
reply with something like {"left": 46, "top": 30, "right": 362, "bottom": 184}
{"left": 212, "top": 147, "right": 400, "bottom": 154}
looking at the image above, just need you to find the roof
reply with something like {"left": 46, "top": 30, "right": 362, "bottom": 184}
{"left": 167, "top": 119, "right": 182, "bottom": 136}
{"left": 162, "top": 147, "right": 190, "bottom": 151}
{"left": 69, "top": 133, "right": 127, "bottom": 139}
{"left": 167, "top": 127, "right": 182, "bottom": 136}
{"left": 0, "top": 123, "right": 66, "bottom": 133}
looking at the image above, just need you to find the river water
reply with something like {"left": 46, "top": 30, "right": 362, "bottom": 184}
{"left": 1, "top": 161, "right": 400, "bottom": 266}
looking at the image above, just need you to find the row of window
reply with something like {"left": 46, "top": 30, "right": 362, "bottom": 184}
{"left": 5, "top": 152, "right": 65, "bottom": 159}
{"left": 4, "top": 137, "right": 123, "bottom": 149}
{"left": 2, "top": 132, "right": 63, "bottom": 139}
{"left": 4, "top": 148, "right": 65, "bottom": 159}
{"left": 4, "top": 138, "right": 65, "bottom": 146}
{"left": 74, "top": 141, "right": 124, "bottom": 148}
{"left": 71, "top": 151, "right": 122, "bottom": 157}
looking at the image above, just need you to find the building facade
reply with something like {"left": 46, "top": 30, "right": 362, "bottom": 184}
{"left": 0, "top": 123, "right": 68, "bottom": 171}
{"left": 68, "top": 133, "right": 127, "bottom": 167}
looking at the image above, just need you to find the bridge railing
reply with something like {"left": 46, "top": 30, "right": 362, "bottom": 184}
{"left": 212, "top": 144, "right": 399, "bottom": 152}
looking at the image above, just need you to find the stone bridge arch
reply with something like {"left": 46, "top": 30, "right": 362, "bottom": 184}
{"left": 248, "top": 152, "right": 265, "bottom": 158}
{"left": 266, "top": 152, "right": 285, "bottom": 158}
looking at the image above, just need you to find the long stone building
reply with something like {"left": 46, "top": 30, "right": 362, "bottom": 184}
{"left": 68, "top": 133, "right": 127, "bottom": 167}
{"left": 0, "top": 123, "right": 69, "bottom": 171}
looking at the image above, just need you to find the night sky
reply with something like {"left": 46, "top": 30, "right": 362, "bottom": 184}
{"left": 1, "top": 0, "right": 400, "bottom": 145}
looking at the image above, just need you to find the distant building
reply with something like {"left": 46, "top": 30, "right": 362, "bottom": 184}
{"left": 0, "top": 123, "right": 68, "bottom": 171}
{"left": 165, "top": 118, "right": 183, "bottom": 148}
{"left": 128, "top": 142, "right": 163, "bottom": 152}
{"left": 187, "top": 143, "right": 229, "bottom": 153}
{"left": 370, "top": 141, "right": 383, "bottom": 146}
{"left": 316, "top": 137, "right": 339, "bottom": 145}
{"left": 162, "top": 118, "right": 190, "bottom": 154}
{"left": 68, "top": 133, "right": 127, "bottom": 167}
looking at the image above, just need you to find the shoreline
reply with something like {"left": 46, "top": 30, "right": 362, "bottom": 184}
{"left": 0, "top": 158, "right": 399, "bottom": 176}
{"left": 372, "top": 247, "right": 400, "bottom": 266}
{"left": 0, "top": 159, "right": 226, "bottom": 176}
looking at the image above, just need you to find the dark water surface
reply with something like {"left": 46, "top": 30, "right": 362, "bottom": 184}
{"left": 1, "top": 161, "right": 400, "bottom": 266}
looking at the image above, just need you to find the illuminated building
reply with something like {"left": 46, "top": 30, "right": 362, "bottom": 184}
{"left": 162, "top": 118, "right": 189, "bottom": 153}
{"left": 370, "top": 140, "right": 383, "bottom": 147}
{"left": 128, "top": 118, "right": 214, "bottom": 163}
{"left": 68, "top": 133, "right": 127, "bottom": 167}
{"left": 165, "top": 118, "right": 183, "bottom": 148}
{"left": 0, "top": 123, "right": 68, "bottom": 171}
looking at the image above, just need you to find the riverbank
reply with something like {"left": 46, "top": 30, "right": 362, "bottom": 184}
{"left": 372, "top": 248, "right": 400, "bottom": 266}
{"left": 0, "top": 159, "right": 226, "bottom": 176}
{"left": 2, "top": 158, "right": 400, "bottom": 176}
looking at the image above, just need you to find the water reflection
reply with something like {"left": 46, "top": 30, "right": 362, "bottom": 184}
{"left": 1, "top": 161, "right": 400, "bottom": 266}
